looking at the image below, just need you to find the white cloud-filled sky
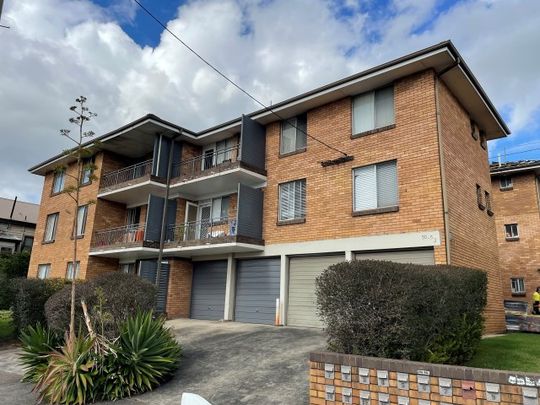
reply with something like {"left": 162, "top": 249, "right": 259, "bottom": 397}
{"left": 1, "top": 0, "right": 539, "bottom": 203}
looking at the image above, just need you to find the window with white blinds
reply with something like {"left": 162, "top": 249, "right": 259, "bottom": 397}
{"left": 353, "top": 161, "right": 398, "bottom": 211}
{"left": 66, "top": 261, "right": 80, "bottom": 280}
{"left": 75, "top": 205, "right": 88, "bottom": 237}
{"left": 44, "top": 213, "right": 59, "bottom": 242}
{"left": 279, "top": 179, "right": 306, "bottom": 221}
{"left": 352, "top": 86, "right": 394, "bottom": 134}
{"left": 37, "top": 264, "right": 51, "bottom": 280}
{"left": 52, "top": 171, "right": 65, "bottom": 194}
{"left": 211, "top": 196, "right": 230, "bottom": 221}
{"left": 280, "top": 114, "right": 307, "bottom": 154}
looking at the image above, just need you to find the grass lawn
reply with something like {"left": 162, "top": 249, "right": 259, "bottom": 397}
{"left": 466, "top": 333, "right": 540, "bottom": 373}
{"left": 0, "top": 310, "right": 15, "bottom": 341}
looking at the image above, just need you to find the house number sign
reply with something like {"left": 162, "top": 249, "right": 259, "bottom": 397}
{"left": 508, "top": 375, "right": 540, "bottom": 387}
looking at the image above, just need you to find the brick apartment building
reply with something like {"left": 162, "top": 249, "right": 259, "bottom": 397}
{"left": 490, "top": 160, "right": 540, "bottom": 307}
{"left": 28, "top": 41, "right": 509, "bottom": 333}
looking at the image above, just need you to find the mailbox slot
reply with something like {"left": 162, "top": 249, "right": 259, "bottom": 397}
{"left": 341, "top": 365, "right": 352, "bottom": 382}
{"left": 342, "top": 387, "right": 352, "bottom": 404}
{"left": 360, "top": 390, "right": 370, "bottom": 405}
{"left": 377, "top": 370, "right": 389, "bottom": 387}
{"left": 485, "top": 383, "right": 500, "bottom": 402}
{"left": 359, "top": 368, "right": 370, "bottom": 384}
{"left": 417, "top": 374, "right": 430, "bottom": 393}
{"left": 439, "top": 378, "right": 452, "bottom": 396}
{"left": 324, "top": 363, "right": 335, "bottom": 379}
{"left": 325, "top": 385, "right": 335, "bottom": 401}
{"left": 397, "top": 396, "right": 409, "bottom": 405}
{"left": 378, "top": 392, "right": 389, "bottom": 405}
{"left": 397, "top": 372, "right": 409, "bottom": 390}
{"left": 523, "top": 387, "right": 539, "bottom": 405}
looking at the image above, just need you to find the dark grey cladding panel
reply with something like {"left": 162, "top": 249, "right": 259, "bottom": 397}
{"left": 239, "top": 115, "right": 266, "bottom": 172}
{"left": 145, "top": 194, "right": 164, "bottom": 242}
{"left": 165, "top": 198, "right": 177, "bottom": 241}
{"left": 172, "top": 140, "right": 182, "bottom": 167}
{"left": 237, "top": 184, "right": 263, "bottom": 241}
{"left": 139, "top": 259, "right": 157, "bottom": 284}
{"left": 151, "top": 134, "right": 172, "bottom": 177}
{"left": 155, "top": 261, "right": 170, "bottom": 313}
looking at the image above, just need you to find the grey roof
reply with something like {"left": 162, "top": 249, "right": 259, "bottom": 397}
{"left": 0, "top": 197, "right": 39, "bottom": 224}
{"left": 490, "top": 160, "right": 540, "bottom": 175}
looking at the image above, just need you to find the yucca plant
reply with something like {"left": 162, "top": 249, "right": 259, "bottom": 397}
{"left": 112, "top": 311, "right": 181, "bottom": 396}
{"left": 19, "top": 324, "right": 62, "bottom": 383}
{"left": 34, "top": 334, "right": 97, "bottom": 405}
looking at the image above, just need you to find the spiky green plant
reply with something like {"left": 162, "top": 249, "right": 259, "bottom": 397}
{"left": 19, "top": 324, "right": 62, "bottom": 383}
{"left": 35, "top": 334, "right": 97, "bottom": 405}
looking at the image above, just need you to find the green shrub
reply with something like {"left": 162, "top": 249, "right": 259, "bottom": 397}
{"left": 0, "top": 251, "right": 30, "bottom": 279}
{"left": 45, "top": 273, "right": 156, "bottom": 337}
{"left": 10, "top": 278, "right": 68, "bottom": 334}
{"left": 19, "top": 324, "right": 63, "bottom": 382}
{"left": 316, "top": 260, "right": 487, "bottom": 365}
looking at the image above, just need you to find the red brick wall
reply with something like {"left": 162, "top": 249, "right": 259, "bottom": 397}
{"left": 166, "top": 258, "right": 193, "bottom": 318}
{"left": 438, "top": 79, "right": 505, "bottom": 333}
{"left": 491, "top": 171, "right": 540, "bottom": 301}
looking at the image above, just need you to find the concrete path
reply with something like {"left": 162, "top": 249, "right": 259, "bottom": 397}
{"left": 0, "top": 319, "right": 326, "bottom": 405}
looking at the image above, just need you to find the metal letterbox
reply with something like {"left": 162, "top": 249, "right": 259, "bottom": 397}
{"left": 397, "top": 372, "right": 409, "bottom": 390}
{"left": 417, "top": 374, "right": 430, "bottom": 393}
{"left": 397, "top": 396, "right": 409, "bottom": 405}
{"left": 359, "top": 368, "right": 370, "bottom": 384}
{"left": 419, "top": 400, "right": 431, "bottom": 405}
{"left": 485, "top": 383, "right": 500, "bottom": 402}
{"left": 341, "top": 365, "right": 352, "bottom": 382}
{"left": 378, "top": 392, "right": 389, "bottom": 405}
{"left": 439, "top": 377, "right": 452, "bottom": 396}
{"left": 360, "top": 390, "right": 370, "bottom": 405}
{"left": 523, "top": 387, "right": 539, "bottom": 405}
{"left": 324, "top": 363, "right": 335, "bottom": 379}
{"left": 377, "top": 370, "right": 389, "bottom": 386}
{"left": 325, "top": 385, "right": 335, "bottom": 401}
{"left": 342, "top": 387, "right": 352, "bottom": 404}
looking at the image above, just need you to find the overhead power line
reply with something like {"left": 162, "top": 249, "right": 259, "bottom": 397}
{"left": 132, "top": 0, "right": 348, "bottom": 157}
{"left": 489, "top": 146, "right": 540, "bottom": 159}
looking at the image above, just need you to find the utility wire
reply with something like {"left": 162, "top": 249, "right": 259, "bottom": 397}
{"left": 489, "top": 146, "right": 540, "bottom": 159}
{"left": 132, "top": 0, "right": 348, "bottom": 157}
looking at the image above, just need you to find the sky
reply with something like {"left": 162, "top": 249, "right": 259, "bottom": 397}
{"left": 1, "top": 0, "right": 539, "bottom": 203}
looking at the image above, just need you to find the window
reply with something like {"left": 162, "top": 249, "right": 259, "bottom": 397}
{"left": 476, "top": 184, "right": 485, "bottom": 210}
{"left": 120, "top": 262, "right": 137, "bottom": 275}
{"left": 216, "top": 138, "right": 237, "bottom": 164}
{"left": 485, "top": 191, "right": 493, "bottom": 215}
{"left": 126, "top": 206, "right": 141, "bottom": 226}
{"left": 511, "top": 278, "right": 525, "bottom": 295}
{"left": 43, "top": 213, "right": 59, "bottom": 242}
{"left": 211, "top": 196, "right": 230, "bottom": 221}
{"left": 80, "top": 157, "right": 94, "bottom": 185}
{"left": 75, "top": 205, "right": 88, "bottom": 237}
{"left": 479, "top": 131, "right": 487, "bottom": 150}
{"left": 22, "top": 236, "right": 34, "bottom": 252}
{"left": 66, "top": 261, "right": 80, "bottom": 280}
{"left": 352, "top": 86, "right": 394, "bottom": 135}
{"left": 280, "top": 114, "right": 307, "bottom": 155}
{"left": 353, "top": 160, "right": 398, "bottom": 212}
{"left": 505, "top": 224, "right": 519, "bottom": 240}
{"left": 470, "top": 120, "right": 479, "bottom": 140}
{"left": 279, "top": 179, "right": 306, "bottom": 222}
{"left": 52, "top": 171, "right": 65, "bottom": 194}
{"left": 500, "top": 177, "right": 513, "bottom": 190}
{"left": 37, "top": 264, "right": 51, "bottom": 280}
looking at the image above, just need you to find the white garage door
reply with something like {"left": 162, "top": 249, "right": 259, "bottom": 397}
{"left": 288, "top": 255, "right": 345, "bottom": 328}
{"left": 355, "top": 249, "right": 435, "bottom": 265}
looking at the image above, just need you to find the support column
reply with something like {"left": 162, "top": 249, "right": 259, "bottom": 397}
{"left": 279, "top": 254, "right": 289, "bottom": 326}
{"left": 345, "top": 251, "right": 353, "bottom": 261}
{"left": 223, "top": 254, "right": 236, "bottom": 321}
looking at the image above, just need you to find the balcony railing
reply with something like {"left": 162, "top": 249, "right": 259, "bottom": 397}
{"left": 172, "top": 144, "right": 239, "bottom": 180}
{"left": 91, "top": 223, "right": 146, "bottom": 249}
{"left": 167, "top": 213, "right": 237, "bottom": 243}
{"left": 100, "top": 159, "right": 153, "bottom": 189}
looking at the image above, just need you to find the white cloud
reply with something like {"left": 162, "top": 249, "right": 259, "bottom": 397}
{"left": 1, "top": 0, "right": 539, "bottom": 203}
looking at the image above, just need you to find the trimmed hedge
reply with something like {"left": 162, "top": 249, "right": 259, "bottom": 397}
{"left": 0, "top": 252, "right": 31, "bottom": 310}
{"left": 10, "top": 278, "right": 68, "bottom": 333}
{"left": 316, "top": 260, "right": 487, "bottom": 365}
{"left": 45, "top": 272, "right": 156, "bottom": 337}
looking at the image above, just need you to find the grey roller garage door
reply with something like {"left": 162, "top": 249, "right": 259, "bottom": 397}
{"left": 355, "top": 249, "right": 435, "bottom": 265}
{"left": 235, "top": 258, "right": 280, "bottom": 325}
{"left": 190, "top": 260, "right": 227, "bottom": 320}
{"left": 288, "top": 255, "right": 345, "bottom": 328}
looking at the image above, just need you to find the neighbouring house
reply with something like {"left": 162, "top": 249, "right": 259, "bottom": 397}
{"left": 27, "top": 41, "right": 509, "bottom": 333}
{"left": 490, "top": 160, "right": 540, "bottom": 307}
{"left": 0, "top": 197, "right": 39, "bottom": 254}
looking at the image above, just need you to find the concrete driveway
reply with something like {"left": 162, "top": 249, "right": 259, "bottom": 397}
{"left": 0, "top": 319, "right": 325, "bottom": 405}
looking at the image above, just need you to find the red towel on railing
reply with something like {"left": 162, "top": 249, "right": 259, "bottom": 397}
{"left": 135, "top": 230, "right": 144, "bottom": 241}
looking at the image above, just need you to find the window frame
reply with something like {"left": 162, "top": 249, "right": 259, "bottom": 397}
{"left": 80, "top": 157, "right": 94, "bottom": 186}
{"left": 211, "top": 196, "right": 231, "bottom": 222}
{"left": 504, "top": 223, "right": 519, "bottom": 241}
{"left": 484, "top": 190, "right": 493, "bottom": 216}
{"left": 352, "top": 85, "right": 395, "bottom": 137}
{"left": 74, "top": 205, "right": 89, "bottom": 238}
{"left": 510, "top": 277, "right": 525, "bottom": 296}
{"left": 352, "top": 160, "right": 399, "bottom": 215}
{"left": 66, "top": 261, "right": 80, "bottom": 280}
{"left": 279, "top": 114, "right": 307, "bottom": 156}
{"left": 499, "top": 176, "right": 513, "bottom": 190}
{"left": 278, "top": 179, "right": 307, "bottom": 224}
{"left": 37, "top": 264, "right": 51, "bottom": 280}
{"left": 476, "top": 184, "right": 485, "bottom": 210}
{"left": 52, "top": 171, "right": 65, "bottom": 194}
{"left": 43, "top": 212, "right": 59, "bottom": 243}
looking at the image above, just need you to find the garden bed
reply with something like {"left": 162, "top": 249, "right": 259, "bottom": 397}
{"left": 0, "top": 310, "right": 15, "bottom": 343}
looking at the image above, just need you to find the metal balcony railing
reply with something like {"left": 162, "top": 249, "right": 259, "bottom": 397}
{"left": 167, "top": 213, "right": 237, "bottom": 243}
{"left": 91, "top": 223, "right": 146, "bottom": 249}
{"left": 172, "top": 144, "right": 239, "bottom": 180}
{"left": 100, "top": 159, "right": 153, "bottom": 189}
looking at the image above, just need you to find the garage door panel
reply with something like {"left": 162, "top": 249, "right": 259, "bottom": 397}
{"left": 190, "top": 261, "right": 227, "bottom": 321}
{"left": 234, "top": 258, "right": 280, "bottom": 325}
{"left": 355, "top": 249, "right": 435, "bottom": 265}
{"left": 288, "top": 255, "right": 345, "bottom": 328}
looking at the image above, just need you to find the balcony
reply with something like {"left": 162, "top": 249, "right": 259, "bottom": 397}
{"left": 98, "top": 160, "right": 166, "bottom": 205}
{"left": 89, "top": 224, "right": 159, "bottom": 259}
{"left": 164, "top": 211, "right": 264, "bottom": 256}
{"left": 170, "top": 145, "right": 266, "bottom": 199}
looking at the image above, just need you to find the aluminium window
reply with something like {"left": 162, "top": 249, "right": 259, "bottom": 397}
{"left": 75, "top": 205, "right": 88, "bottom": 237}
{"left": 216, "top": 138, "right": 237, "bottom": 164}
{"left": 120, "top": 262, "right": 137, "bottom": 275}
{"left": 211, "top": 196, "right": 230, "bottom": 221}
{"left": 511, "top": 278, "right": 525, "bottom": 295}
{"left": 280, "top": 114, "right": 307, "bottom": 155}
{"left": 470, "top": 120, "right": 480, "bottom": 140}
{"left": 485, "top": 191, "right": 493, "bottom": 215}
{"left": 44, "top": 213, "right": 59, "bottom": 242}
{"left": 279, "top": 179, "right": 306, "bottom": 221}
{"left": 353, "top": 160, "right": 398, "bottom": 212}
{"left": 52, "top": 171, "right": 65, "bottom": 194}
{"left": 505, "top": 224, "right": 519, "bottom": 240}
{"left": 500, "top": 177, "right": 513, "bottom": 190}
{"left": 476, "top": 184, "right": 485, "bottom": 210}
{"left": 66, "top": 261, "right": 80, "bottom": 280}
{"left": 352, "top": 86, "right": 394, "bottom": 135}
{"left": 80, "top": 157, "right": 94, "bottom": 185}
{"left": 37, "top": 264, "right": 51, "bottom": 280}
{"left": 22, "top": 236, "right": 34, "bottom": 252}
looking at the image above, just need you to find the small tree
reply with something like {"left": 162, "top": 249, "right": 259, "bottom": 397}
{"left": 57, "top": 96, "right": 98, "bottom": 341}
